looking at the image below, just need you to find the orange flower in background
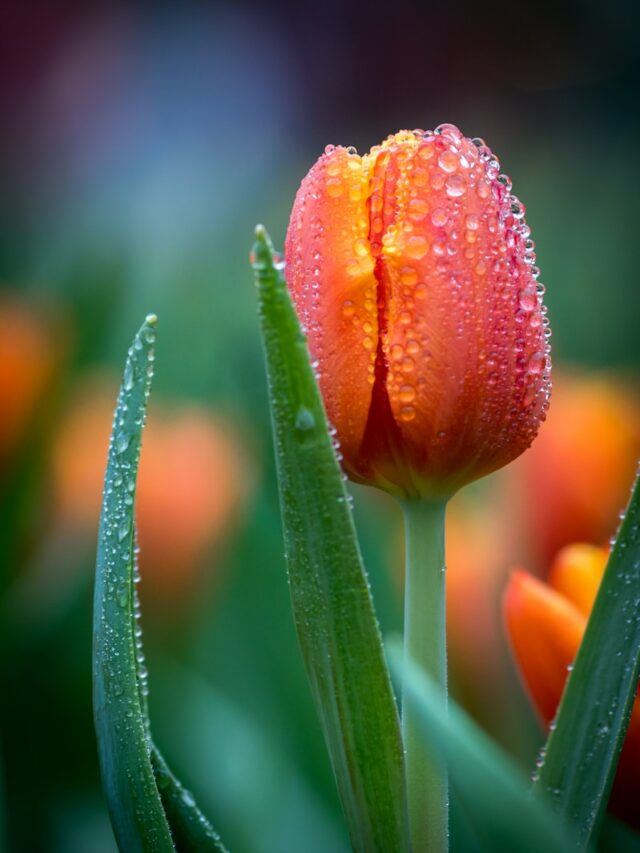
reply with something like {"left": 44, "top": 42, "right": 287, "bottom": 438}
{"left": 510, "top": 373, "right": 640, "bottom": 566}
{"left": 285, "top": 124, "right": 551, "bottom": 499}
{"left": 0, "top": 294, "right": 63, "bottom": 469}
{"left": 504, "top": 545, "right": 640, "bottom": 825}
{"left": 442, "top": 371, "right": 640, "bottom": 746}
{"left": 51, "top": 375, "right": 252, "bottom": 600}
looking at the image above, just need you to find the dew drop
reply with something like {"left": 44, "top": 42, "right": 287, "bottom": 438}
{"left": 408, "top": 198, "right": 429, "bottom": 220}
{"left": 400, "top": 266, "right": 419, "bottom": 286}
{"left": 116, "top": 432, "right": 130, "bottom": 455}
{"left": 406, "top": 236, "right": 429, "bottom": 260}
{"left": 399, "top": 384, "right": 416, "bottom": 403}
{"left": 445, "top": 175, "right": 465, "bottom": 197}
{"left": 518, "top": 287, "right": 537, "bottom": 312}
{"left": 528, "top": 352, "right": 547, "bottom": 375}
{"left": 294, "top": 407, "right": 316, "bottom": 433}
{"left": 415, "top": 283, "right": 428, "bottom": 300}
{"left": 400, "top": 405, "right": 416, "bottom": 422}
{"left": 438, "top": 150, "right": 459, "bottom": 173}
{"left": 431, "top": 208, "right": 448, "bottom": 228}
{"left": 123, "top": 361, "right": 135, "bottom": 391}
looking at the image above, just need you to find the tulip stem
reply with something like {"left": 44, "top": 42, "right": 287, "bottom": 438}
{"left": 401, "top": 498, "right": 448, "bottom": 853}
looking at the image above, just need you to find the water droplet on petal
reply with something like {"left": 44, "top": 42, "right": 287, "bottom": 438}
{"left": 445, "top": 175, "right": 465, "bottom": 197}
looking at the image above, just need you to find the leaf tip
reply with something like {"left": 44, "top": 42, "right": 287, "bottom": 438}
{"left": 251, "top": 224, "right": 278, "bottom": 277}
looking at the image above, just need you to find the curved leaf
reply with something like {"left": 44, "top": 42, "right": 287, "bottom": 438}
{"left": 252, "top": 226, "right": 407, "bottom": 853}
{"left": 93, "top": 314, "right": 174, "bottom": 852}
{"left": 93, "top": 316, "right": 228, "bottom": 853}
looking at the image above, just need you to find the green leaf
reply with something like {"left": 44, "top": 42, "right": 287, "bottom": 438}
{"left": 252, "top": 226, "right": 407, "bottom": 853}
{"left": 93, "top": 316, "right": 228, "bottom": 853}
{"left": 93, "top": 315, "right": 173, "bottom": 853}
{"left": 387, "top": 640, "right": 576, "bottom": 853}
{"left": 151, "top": 747, "right": 228, "bottom": 853}
{"left": 533, "top": 470, "right": 640, "bottom": 847}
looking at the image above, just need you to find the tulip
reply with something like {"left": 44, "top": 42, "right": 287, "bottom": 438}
{"left": 508, "top": 373, "right": 640, "bottom": 565}
{"left": 51, "top": 375, "right": 251, "bottom": 603}
{"left": 285, "top": 124, "right": 551, "bottom": 500}
{"left": 0, "top": 295, "right": 62, "bottom": 471}
{"left": 441, "top": 373, "right": 640, "bottom": 738}
{"left": 504, "top": 546, "right": 640, "bottom": 826}
{"left": 285, "top": 124, "right": 552, "bottom": 852}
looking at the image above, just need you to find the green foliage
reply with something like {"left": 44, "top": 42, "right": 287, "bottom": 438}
{"left": 253, "top": 226, "right": 407, "bottom": 853}
{"left": 93, "top": 316, "right": 226, "bottom": 852}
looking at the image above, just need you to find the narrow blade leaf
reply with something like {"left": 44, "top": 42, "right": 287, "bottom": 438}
{"left": 93, "top": 316, "right": 228, "bottom": 853}
{"left": 388, "top": 640, "right": 575, "bottom": 853}
{"left": 533, "top": 470, "right": 640, "bottom": 846}
{"left": 253, "top": 226, "right": 407, "bottom": 853}
{"left": 93, "top": 315, "right": 174, "bottom": 852}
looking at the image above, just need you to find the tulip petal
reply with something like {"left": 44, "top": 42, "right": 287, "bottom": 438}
{"left": 504, "top": 569, "right": 585, "bottom": 725}
{"left": 548, "top": 543, "right": 608, "bottom": 618}
{"left": 376, "top": 130, "right": 549, "bottom": 495}
{"left": 285, "top": 146, "right": 378, "bottom": 480}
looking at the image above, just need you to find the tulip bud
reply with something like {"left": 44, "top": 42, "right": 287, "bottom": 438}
{"left": 285, "top": 125, "right": 551, "bottom": 498}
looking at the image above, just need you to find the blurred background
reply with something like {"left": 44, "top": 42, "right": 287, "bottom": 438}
{"left": 1, "top": 1, "right": 639, "bottom": 850}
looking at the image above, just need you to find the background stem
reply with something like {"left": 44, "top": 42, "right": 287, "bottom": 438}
{"left": 401, "top": 498, "right": 448, "bottom": 853}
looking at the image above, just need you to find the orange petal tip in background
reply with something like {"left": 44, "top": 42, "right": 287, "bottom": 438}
{"left": 0, "top": 294, "right": 65, "bottom": 472}
{"left": 285, "top": 125, "right": 551, "bottom": 499}
{"left": 504, "top": 546, "right": 640, "bottom": 825}
{"left": 51, "top": 375, "right": 252, "bottom": 603}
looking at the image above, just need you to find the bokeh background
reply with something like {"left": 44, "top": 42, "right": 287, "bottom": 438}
{"left": 1, "top": 1, "right": 640, "bottom": 851}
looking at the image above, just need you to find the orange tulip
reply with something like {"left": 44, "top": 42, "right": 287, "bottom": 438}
{"left": 0, "top": 295, "right": 62, "bottom": 469}
{"left": 285, "top": 125, "right": 551, "bottom": 499}
{"left": 504, "top": 545, "right": 640, "bottom": 825}
{"left": 508, "top": 373, "right": 640, "bottom": 566}
{"left": 441, "top": 373, "right": 640, "bottom": 746}
{"left": 51, "top": 375, "right": 251, "bottom": 600}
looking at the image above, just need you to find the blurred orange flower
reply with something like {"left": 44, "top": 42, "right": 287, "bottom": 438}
{"left": 444, "top": 371, "right": 640, "bottom": 740}
{"left": 51, "top": 374, "right": 252, "bottom": 601}
{"left": 0, "top": 294, "right": 63, "bottom": 470}
{"left": 509, "top": 373, "right": 640, "bottom": 567}
{"left": 504, "top": 545, "right": 639, "bottom": 826}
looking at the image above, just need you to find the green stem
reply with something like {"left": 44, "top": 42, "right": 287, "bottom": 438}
{"left": 401, "top": 498, "right": 448, "bottom": 853}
